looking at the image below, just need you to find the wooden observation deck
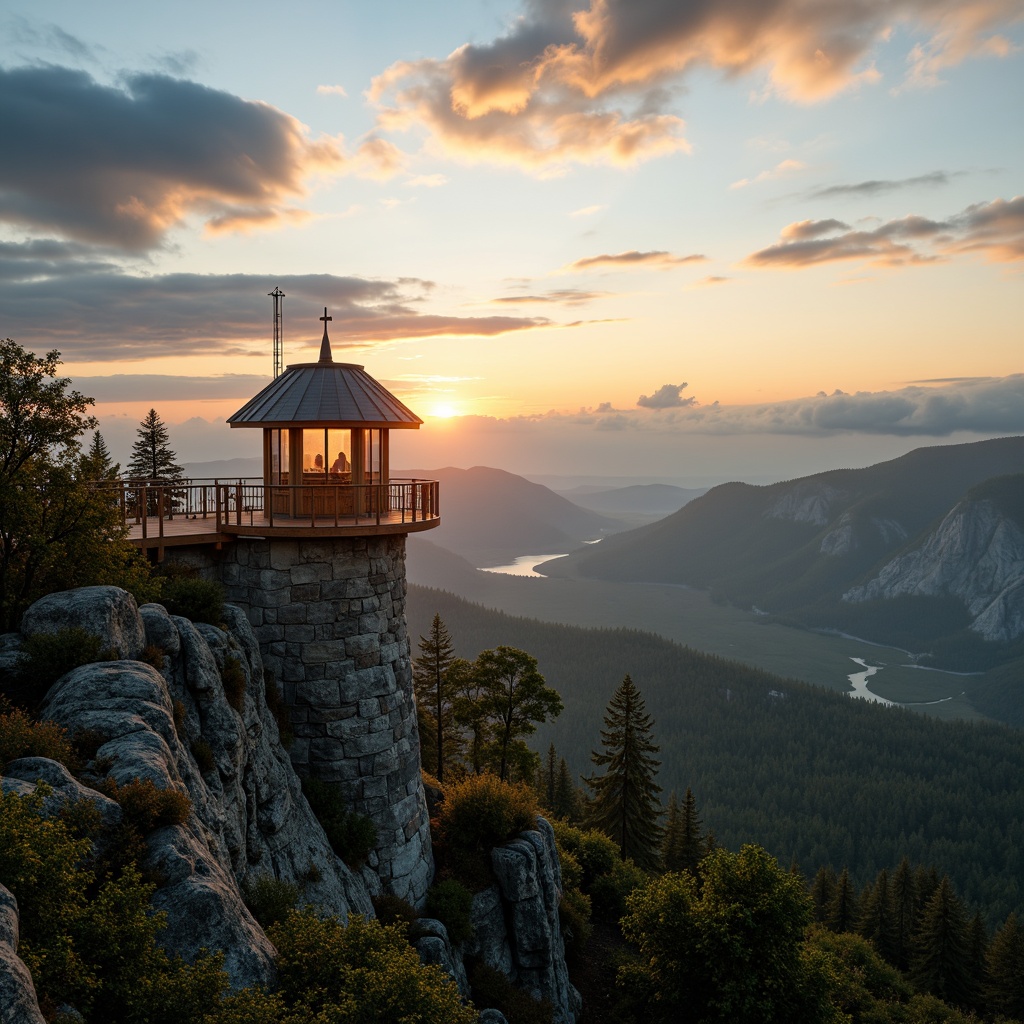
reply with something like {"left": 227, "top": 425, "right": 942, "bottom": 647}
{"left": 111, "top": 478, "right": 439, "bottom": 557}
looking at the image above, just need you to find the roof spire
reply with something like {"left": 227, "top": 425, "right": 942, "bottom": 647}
{"left": 318, "top": 307, "right": 333, "bottom": 363}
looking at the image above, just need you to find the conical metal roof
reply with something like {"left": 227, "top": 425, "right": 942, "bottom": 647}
{"left": 228, "top": 360, "right": 422, "bottom": 428}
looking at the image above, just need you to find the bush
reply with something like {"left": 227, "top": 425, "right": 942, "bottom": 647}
{"left": 8, "top": 627, "right": 111, "bottom": 709}
{"left": 140, "top": 644, "right": 167, "bottom": 671}
{"left": 241, "top": 874, "right": 299, "bottom": 929}
{"left": 469, "top": 960, "right": 554, "bottom": 1024}
{"left": 425, "top": 879, "right": 475, "bottom": 945}
{"left": 221, "top": 656, "right": 246, "bottom": 713}
{"left": 269, "top": 910, "right": 478, "bottom": 1024}
{"left": 372, "top": 892, "right": 420, "bottom": 930}
{"left": 435, "top": 774, "right": 538, "bottom": 887}
{"left": 98, "top": 777, "right": 192, "bottom": 834}
{"left": 191, "top": 738, "right": 215, "bottom": 775}
{"left": 302, "top": 777, "right": 377, "bottom": 867}
{"left": 0, "top": 707, "right": 77, "bottom": 768}
{"left": 159, "top": 575, "right": 224, "bottom": 625}
{"left": 590, "top": 857, "right": 648, "bottom": 921}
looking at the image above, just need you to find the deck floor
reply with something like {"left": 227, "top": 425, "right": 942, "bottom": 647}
{"left": 126, "top": 510, "right": 438, "bottom": 546}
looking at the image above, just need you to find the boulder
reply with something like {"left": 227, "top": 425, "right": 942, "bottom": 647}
{"left": 0, "top": 885, "right": 46, "bottom": 1024}
{"left": 20, "top": 586, "right": 145, "bottom": 660}
{"left": 413, "top": 917, "right": 470, "bottom": 998}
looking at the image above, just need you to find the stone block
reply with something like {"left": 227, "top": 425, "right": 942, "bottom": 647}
{"left": 277, "top": 604, "right": 307, "bottom": 625}
{"left": 371, "top": 748, "right": 399, "bottom": 775}
{"left": 302, "top": 641, "right": 348, "bottom": 664}
{"left": 295, "top": 679, "right": 341, "bottom": 707}
{"left": 358, "top": 698, "right": 380, "bottom": 719}
{"left": 289, "top": 562, "right": 331, "bottom": 585}
{"left": 290, "top": 583, "right": 321, "bottom": 602}
{"left": 283, "top": 624, "right": 316, "bottom": 643}
{"left": 259, "top": 569, "right": 292, "bottom": 591}
{"left": 344, "top": 730, "right": 395, "bottom": 757}
{"left": 305, "top": 603, "right": 336, "bottom": 625}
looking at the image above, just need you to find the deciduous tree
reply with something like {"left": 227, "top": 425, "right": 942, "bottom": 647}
{"left": 584, "top": 674, "right": 662, "bottom": 870}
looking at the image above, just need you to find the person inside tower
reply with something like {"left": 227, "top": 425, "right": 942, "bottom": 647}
{"left": 331, "top": 451, "right": 348, "bottom": 473}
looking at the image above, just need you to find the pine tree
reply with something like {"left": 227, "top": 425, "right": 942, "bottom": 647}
{"left": 810, "top": 866, "right": 837, "bottom": 924}
{"left": 584, "top": 674, "right": 663, "bottom": 871}
{"left": 910, "top": 876, "right": 973, "bottom": 1007}
{"left": 662, "top": 787, "right": 704, "bottom": 874}
{"left": 825, "top": 867, "right": 857, "bottom": 933}
{"left": 85, "top": 431, "right": 119, "bottom": 479}
{"left": 128, "top": 408, "right": 182, "bottom": 481}
{"left": 553, "top": 757, "right": 580, "bottom": 822}
{"left": 412, "top": 613, "right": 456, "bottom": 783}
{"left": 985, "top": 912, "right": 1024, "bottom": 1019}
{"left": 891, "top": 856, "right": 917, "bottom": 971}
{"left": 539, "top": 742, "right": 558, "bottom": 811}
{"left": 858, "top": 868, "right": 898, "bottom": 964}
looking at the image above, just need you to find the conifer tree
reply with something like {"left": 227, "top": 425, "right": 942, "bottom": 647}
{"left": 810, "top": 866, "right": 837, "bottom": 924}
{"left": 825, "top": 867, "right": 857, "bottom": 933}
{"left": 128, "top": 408, "right": 182, "bottom": 481}
{"left": 985, "top": 912, "right": 1024, "bottom": 1019}
{"left": 858, "top": 868, "right": 899, "bottom": 964}
{"left": 553, "top": 757, "right": 580, "bottom": 822}
{"left": 662, "top": 787, "right": 704, "bottom": 874}
{"left": 539, "top": 742, "right": 558, "bottom": 811}
{"left": 412, "top": 613, "right": 456, "bottom": 782}
{"left": 584, "top": 674, "right": 663, "bottom": 870}
{"left": 85, "top": 431, "right": 119, "bottom": 479}
{"left": 890, "top": 856, "right": 917, "bottom": 971}
{"left": 910, "top": 876, "right": 973, "bottom": 1008}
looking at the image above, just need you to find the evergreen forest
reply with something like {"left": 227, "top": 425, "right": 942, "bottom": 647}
{"left": 407, "top": 586, "right": 1024, "bottom": 926}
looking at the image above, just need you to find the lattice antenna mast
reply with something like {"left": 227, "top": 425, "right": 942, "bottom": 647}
{"left": 269, "top": 287, "right": 285, "bottom": 378}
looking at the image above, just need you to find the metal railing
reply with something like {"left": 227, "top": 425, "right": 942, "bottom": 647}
{"left": 95, "top": 477, "right": 439, "bottom": 541}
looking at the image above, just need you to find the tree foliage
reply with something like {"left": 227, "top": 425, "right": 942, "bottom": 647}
{"left": 584, "top": 674, "right": 663, "bottom": 871}
{"left": 412, "top": 613, "right": 457, "bottom": 782}
{"left": 127, "top": 408, "right": 182, "bottom": 481}
{"left": 0, "top": 339, "right": 152, "bottom": 631}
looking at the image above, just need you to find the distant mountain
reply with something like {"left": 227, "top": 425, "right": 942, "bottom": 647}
{"left": 556, "top": 483, "right": 706, "bottom": 515}
{"left": 545, "top": 437, "right": 1024, "bottom": 665}
{"left": 398, "top": 466, "right": 620, "bottom": 565}
{"left": 183, "top": 457, "right": 263, "bottom": 479}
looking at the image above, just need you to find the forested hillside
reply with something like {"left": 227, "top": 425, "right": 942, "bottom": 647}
{"left": 408, "top": 586, "right": 1024, "bottom": 925}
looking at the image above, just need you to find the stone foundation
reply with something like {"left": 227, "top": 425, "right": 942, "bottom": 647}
{"left": 168, "top": 535, "right": 433, "bottom": 904}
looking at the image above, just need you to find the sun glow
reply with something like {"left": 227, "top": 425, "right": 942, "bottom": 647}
{"left": 429, "top": 403, "right": 459, "bottom": 419}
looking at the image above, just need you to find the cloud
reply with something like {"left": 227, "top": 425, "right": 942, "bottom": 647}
{"left": 367, "top": 0, "right": 1020, "bottom": 171}
{"left": 404, "top": 174, "right": 448, "bottom": 188}
{"left": 807, "top": 171, "right": 956, "bottom": 200}
{"left": 563, "top": 250, "right": 706, "bottom": 272}
{"left": 488, "top": 289, "right": 610, "bottom": 305}
{"left": 690, "top": 275, "right": 730, "bottom": 287}
{"left": 73, "top": 374, "right": 271, "bottom": 403}
{"left": 570, "top": 204, "right": 608, "bottom": 217}
{"left": 730, "top": 159, "right": 807, "bottom": 189}
{"left": 637, "top": 382, "right": 695, "bottom": 409}
{"left": 0, "top": 65, "right": 345, "bottom": 249}
{"left": 0, "top": 261, "right": 551, "bottom": 361}
{"left": 317, "top": 84, "right": 348, "bottom": 96}
{"left": 744, "top": 196, "right": 1024, "bottom": 268}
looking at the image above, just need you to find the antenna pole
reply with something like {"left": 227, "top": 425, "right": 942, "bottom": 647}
{"left": 269, "top": 287, "right": 285, "bottom": 378}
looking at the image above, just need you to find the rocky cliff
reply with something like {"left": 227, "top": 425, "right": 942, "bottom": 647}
{"left": 0, "top": 586, "right": 578, "bottom": 1023}
{"left": 844, "top": 496, "right": 1024, "bottom": 643}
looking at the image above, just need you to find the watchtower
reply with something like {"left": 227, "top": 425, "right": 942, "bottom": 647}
{"left": 119, "top": 310, "right": 440, "bottom": 902}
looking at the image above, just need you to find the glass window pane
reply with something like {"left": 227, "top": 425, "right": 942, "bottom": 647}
{"left": 328, "top": 430, "right": 351, "bottom": 475}
{"left": 302, "top": 429, "right": 327, "bottom": 476}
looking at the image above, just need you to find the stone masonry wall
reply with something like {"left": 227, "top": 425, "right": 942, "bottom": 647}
{"left": 170, "top": 534, "right": 433, "bottom": 905}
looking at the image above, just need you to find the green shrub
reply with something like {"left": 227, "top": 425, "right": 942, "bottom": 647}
{"left": 302, "top": 777, "right": 377, "bottom": 867}
{"left": 372, "top": 892, "right": 420, "bottom": 930}
{"left": 191, "top": 738, "right": 215, "bottom": 775}
{"left": 469, "top": 960, "right": 554, "bottom": 1024}
{"left": 221, "top": 656, "right": 246, "bottom": 713}
{"left": 9, "top": 627, "right": 111, "bottom": 709}
{"left": 424, "top": 879, "right": 475, "bottom": 945}
{"left": 590, "top": 857, "right": 648, "bottom": 922}
{"left": 242, "top": 874, "right": 299, "bottom": 929}
{"left": 159, "top": 576, "right": 224, "bottom": 625}
{"left": 269, "top": 910, "right": 478, "bottom": 1024}
{"left": 98, "top": 777, "right": 192, "bottom": 833}
{"left": 0, "top": 708, "right": 77, "bottom": 768}
{"left": 435, "top": 774, "right": 538, "bottom": 887}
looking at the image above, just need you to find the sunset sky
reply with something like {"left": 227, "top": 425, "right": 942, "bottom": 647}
{"left": 3, "top": 0, "right": 1022, "bottom": 483}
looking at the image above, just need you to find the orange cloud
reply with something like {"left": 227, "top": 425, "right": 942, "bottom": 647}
{"left": 563, "top": 250, "right": 707, "bottom": 272}
{"left": 745, "top": 196, "right": 1024, "bottom": 269}
{"left": 369, "top": 0, "right": 1021, "bottom": 171}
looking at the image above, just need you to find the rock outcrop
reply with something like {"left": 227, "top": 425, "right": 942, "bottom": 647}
{"left": 467, "top": 817, "right": 581, "bottom": 1024}
{"left": 844, "top": 498, "right": 1024, "bottom": 643}
{"left": 764, "top": 482, "right": 844, "bottom": 527}
{"left": 5, "top": 586, "right": 375, "bottom": 989}
{"left": 0, "top": 885, "right": 45, "bottom": 1024}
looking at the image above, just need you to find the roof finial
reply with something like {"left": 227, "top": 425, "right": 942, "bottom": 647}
{"left": 318, "top": 307, "right": 333, "bottom": 363}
